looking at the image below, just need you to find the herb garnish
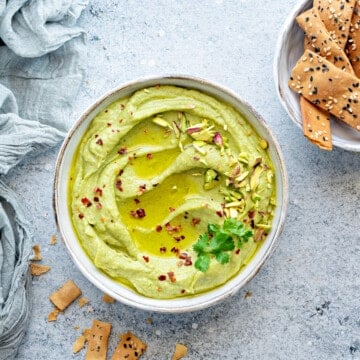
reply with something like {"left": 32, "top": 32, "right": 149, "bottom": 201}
{"left": 193, "top": 219, "right": 253, "bottom": 272}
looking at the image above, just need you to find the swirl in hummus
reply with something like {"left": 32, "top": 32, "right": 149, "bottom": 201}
{"left": 69, "top": 85, "right": 276, "bottom": 299}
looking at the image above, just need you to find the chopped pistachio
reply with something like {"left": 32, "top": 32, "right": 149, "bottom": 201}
{"left": 193, "top": 142, "right": 207, "bottom": 155}
{"left": 189, "top": 125, "right": 215, "bottom": 142}
{"left": 270, "top": 198, "right": 276, "bottom": 206}
{"left": 229, "top": 208, "right": 238, "bottom": 218}
{"left": 250, "top": 166, "right": 262, "bottom": 191}
{"left": 238, "top": 152, "right": 249, "bottom": 164}
{"left": 252, "top": 193, "right": 261, "bottom": 201}
{"left": 153, "top": 117, "right": 170, "bottom": 128}
{"left": 172, "top": 121, "right": 180, "bottom": 138}
{"left": 250, "top": 156, "right": 262, "bottom": 168}
{"left": 193, "top": 140, "right": 206, "bottom": 147}
{"left": 204, "top": 169, "right": 218, "bottom": 190}
{"left": 224, "top": 201, "right": 243, "bottom": 208}
{"left": 259, "top": 138, "right": 268, "bottom": 149}
{"left": 235, "top": 171, "right": 250, "bottom": 182}
{"left": 180, "top": 112, "right": 189, "bottom": 132}
{"left": 254, "top": 228, "right": 265, "bottom": 242}
{"left": 255, "top": 223, "right": 272, "bottom": 230}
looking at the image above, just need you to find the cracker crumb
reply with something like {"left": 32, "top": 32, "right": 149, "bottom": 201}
{"left": 244, "top": 291, "right": 253, "bottom": 299}
{"left": 102, "top": 293, "right": 115, "bottom": 304}
{"left": 49, "top": 279, "right": 82, "bottom": 311}
{"left": 145, "top": 317, "right": 153, "bottom": 325}
{"left": 78, "top": 297, "right": 90, "bottom": 308}
{"left": 50, "top": 234, "right": 57, "bottom": 245}
{"left": 172, "top": 343, "right": 188, "bottom": 360}
{"left": 47, "top": 308, "right": 60, "bottom": 322}
{"left": 32, "top": 244, "right": 42, "bottom": 261}
{"left": 72, "top": 335, "right": 87, "bottom": 354}
{"left": 29, "top": 263, "right": 50, "bottom": 276}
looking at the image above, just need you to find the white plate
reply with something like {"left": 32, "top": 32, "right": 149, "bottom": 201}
{"left": 274, "top": 0, "right": 360, "bottom": 151}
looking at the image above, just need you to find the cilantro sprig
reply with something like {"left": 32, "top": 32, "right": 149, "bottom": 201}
{"left": 193, "top": 218, "right": 253, "bottom": 272}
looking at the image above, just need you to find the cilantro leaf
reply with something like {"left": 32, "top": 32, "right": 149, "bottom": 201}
{"left": 193, "top": 233, "right": 209, "bottom": 253}
{"left": 222, "top": 218, "right": 253, "bottom": 247}
{"left": 193, "top": 218, "right": 253, "bottom": 272}
{"left": 209, "top": 232, "right": 234, "bottom": 253}
{"left": 194, "top": 253, "right": 211, "bottom": 272}
{"left": 215, "top": 252, "right": 230, "bottom": 264}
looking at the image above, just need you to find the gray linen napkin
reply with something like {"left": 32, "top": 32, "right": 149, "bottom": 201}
{"left": 0, "top": 1, "right": 88, "bottom": 358}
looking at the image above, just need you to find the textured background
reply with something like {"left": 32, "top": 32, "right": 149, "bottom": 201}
{"left": 5, "top": 0, "right": 359, "bottom": 359}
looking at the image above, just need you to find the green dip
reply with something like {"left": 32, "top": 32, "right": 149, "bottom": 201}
{"left": 69, "top": 85, "right": 276, "bottom": 299}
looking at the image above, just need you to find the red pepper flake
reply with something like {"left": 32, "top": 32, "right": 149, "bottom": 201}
{"left": 93, "top": 187, "right": 103, "bottom": 196}
{"left": 94, "top": 196, "right": 99, "bottom": 202}
{"left": 184, "top": 257, "right": 192, "bottom": 266}
{"left": 165, "top": 222, "right": 181, "bottom": 234}
{"left": 213, "top": 132, "right": 224, "bottom": 147}
{"left": 173, "top": 236, "right": 182, "bottom": 242}
{"left": 235, "top": 249, "right": 241, "bottom": 255}
{"left": 171, "top": 247, "right": 179, "bottom": 255}
{"left": 137, "top": 184, "right": 146, "bottom": 195}
{"left": 81, "top": 197, "right": 92, "bottom": 207}
{"left": 78, "top": 213, "right": 84, "bottom": 219}
{"left": 180, "top": 235, "right": 185, "bottom": 240}
{"left": 179, "top": 252, "right": 192, "bottom": 266}
{"left": 158, "top": 275, "right": 166, "bottom": 281}
{"left": 96, "top": 203, "right": 102, "bottom": 209}
{"left": 169, "top": 207, "right": 176, "bottom": 212}
{"left": 216, "top": 210, "right": 223, "bottom": 218}
{"left": 120, "top": 104, "right": 125, "bottom": 109}
{"left": 118, "top": 169, "right": 124, "bottom": 176}
{"left": 146, "top": 153, "right": 153, "bottom": 160}
{"left": 143, "top": 256, "right": 149, "bottom": 263}
{"left": 134, "top": 198, "right": 140, "bottom": 204}
{"left": 159, "top": 247, "right": 167, "bottom": 254}
{"left": 115, "top": 179, "right": 123, "bottom": 192}
{"left": 96, "top": 138, "right": 103, "bottom": 145}
{"left": 191, "top": 218, "right": 201, "bottom": 226}
{"left": 248, "top": 210, "right": 255, "bottom": 219}
{"left": 118, "top": 147, "right": 127, "bottom": 155}
{"left": 95, "top": 134, "right": 99, "bottom": 138}
{"left": 156, "top": 225, "right": 162, "bottom": 232}
{"left": 130, "top": 208, "right": 146, "bottom": 218}
{"left": 186, "top": 127, "right": 201, "bottom": 135}
{"left": 250, "top": 220, "right": 255, "bottom": 229}
{"left": 180, "top": 289, "right": 186, "bottom": 294}
{"left": 167, "top": 271, "right": 176, "bottom": 283}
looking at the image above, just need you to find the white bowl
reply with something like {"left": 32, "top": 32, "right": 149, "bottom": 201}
{"left": 54, "top": 75, "right": 288, "bottom": 313}
{"left": 274, "top": 0, "right": 360, "bottom": 151}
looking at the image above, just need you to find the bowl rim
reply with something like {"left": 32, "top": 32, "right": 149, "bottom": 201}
{"left": 273, "top": 0, "right": 360, "bottom": 152}
{"left": 54, "top": 74, "right": 289, "bottom": 313}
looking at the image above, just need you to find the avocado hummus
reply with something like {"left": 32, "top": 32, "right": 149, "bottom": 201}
{"left": 69, "top": 85, "right": 276, "bottom": 299}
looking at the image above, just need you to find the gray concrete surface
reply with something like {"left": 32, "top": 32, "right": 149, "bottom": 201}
{"left": 4, "top": 0, "right": 359, "bottom": 359}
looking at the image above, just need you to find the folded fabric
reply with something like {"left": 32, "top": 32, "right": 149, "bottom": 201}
{"left": 0, "top": 0, "right": 88, "bottom": 359}
{"left": 0, "top": 181, "right": 32, "bottom": 360}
